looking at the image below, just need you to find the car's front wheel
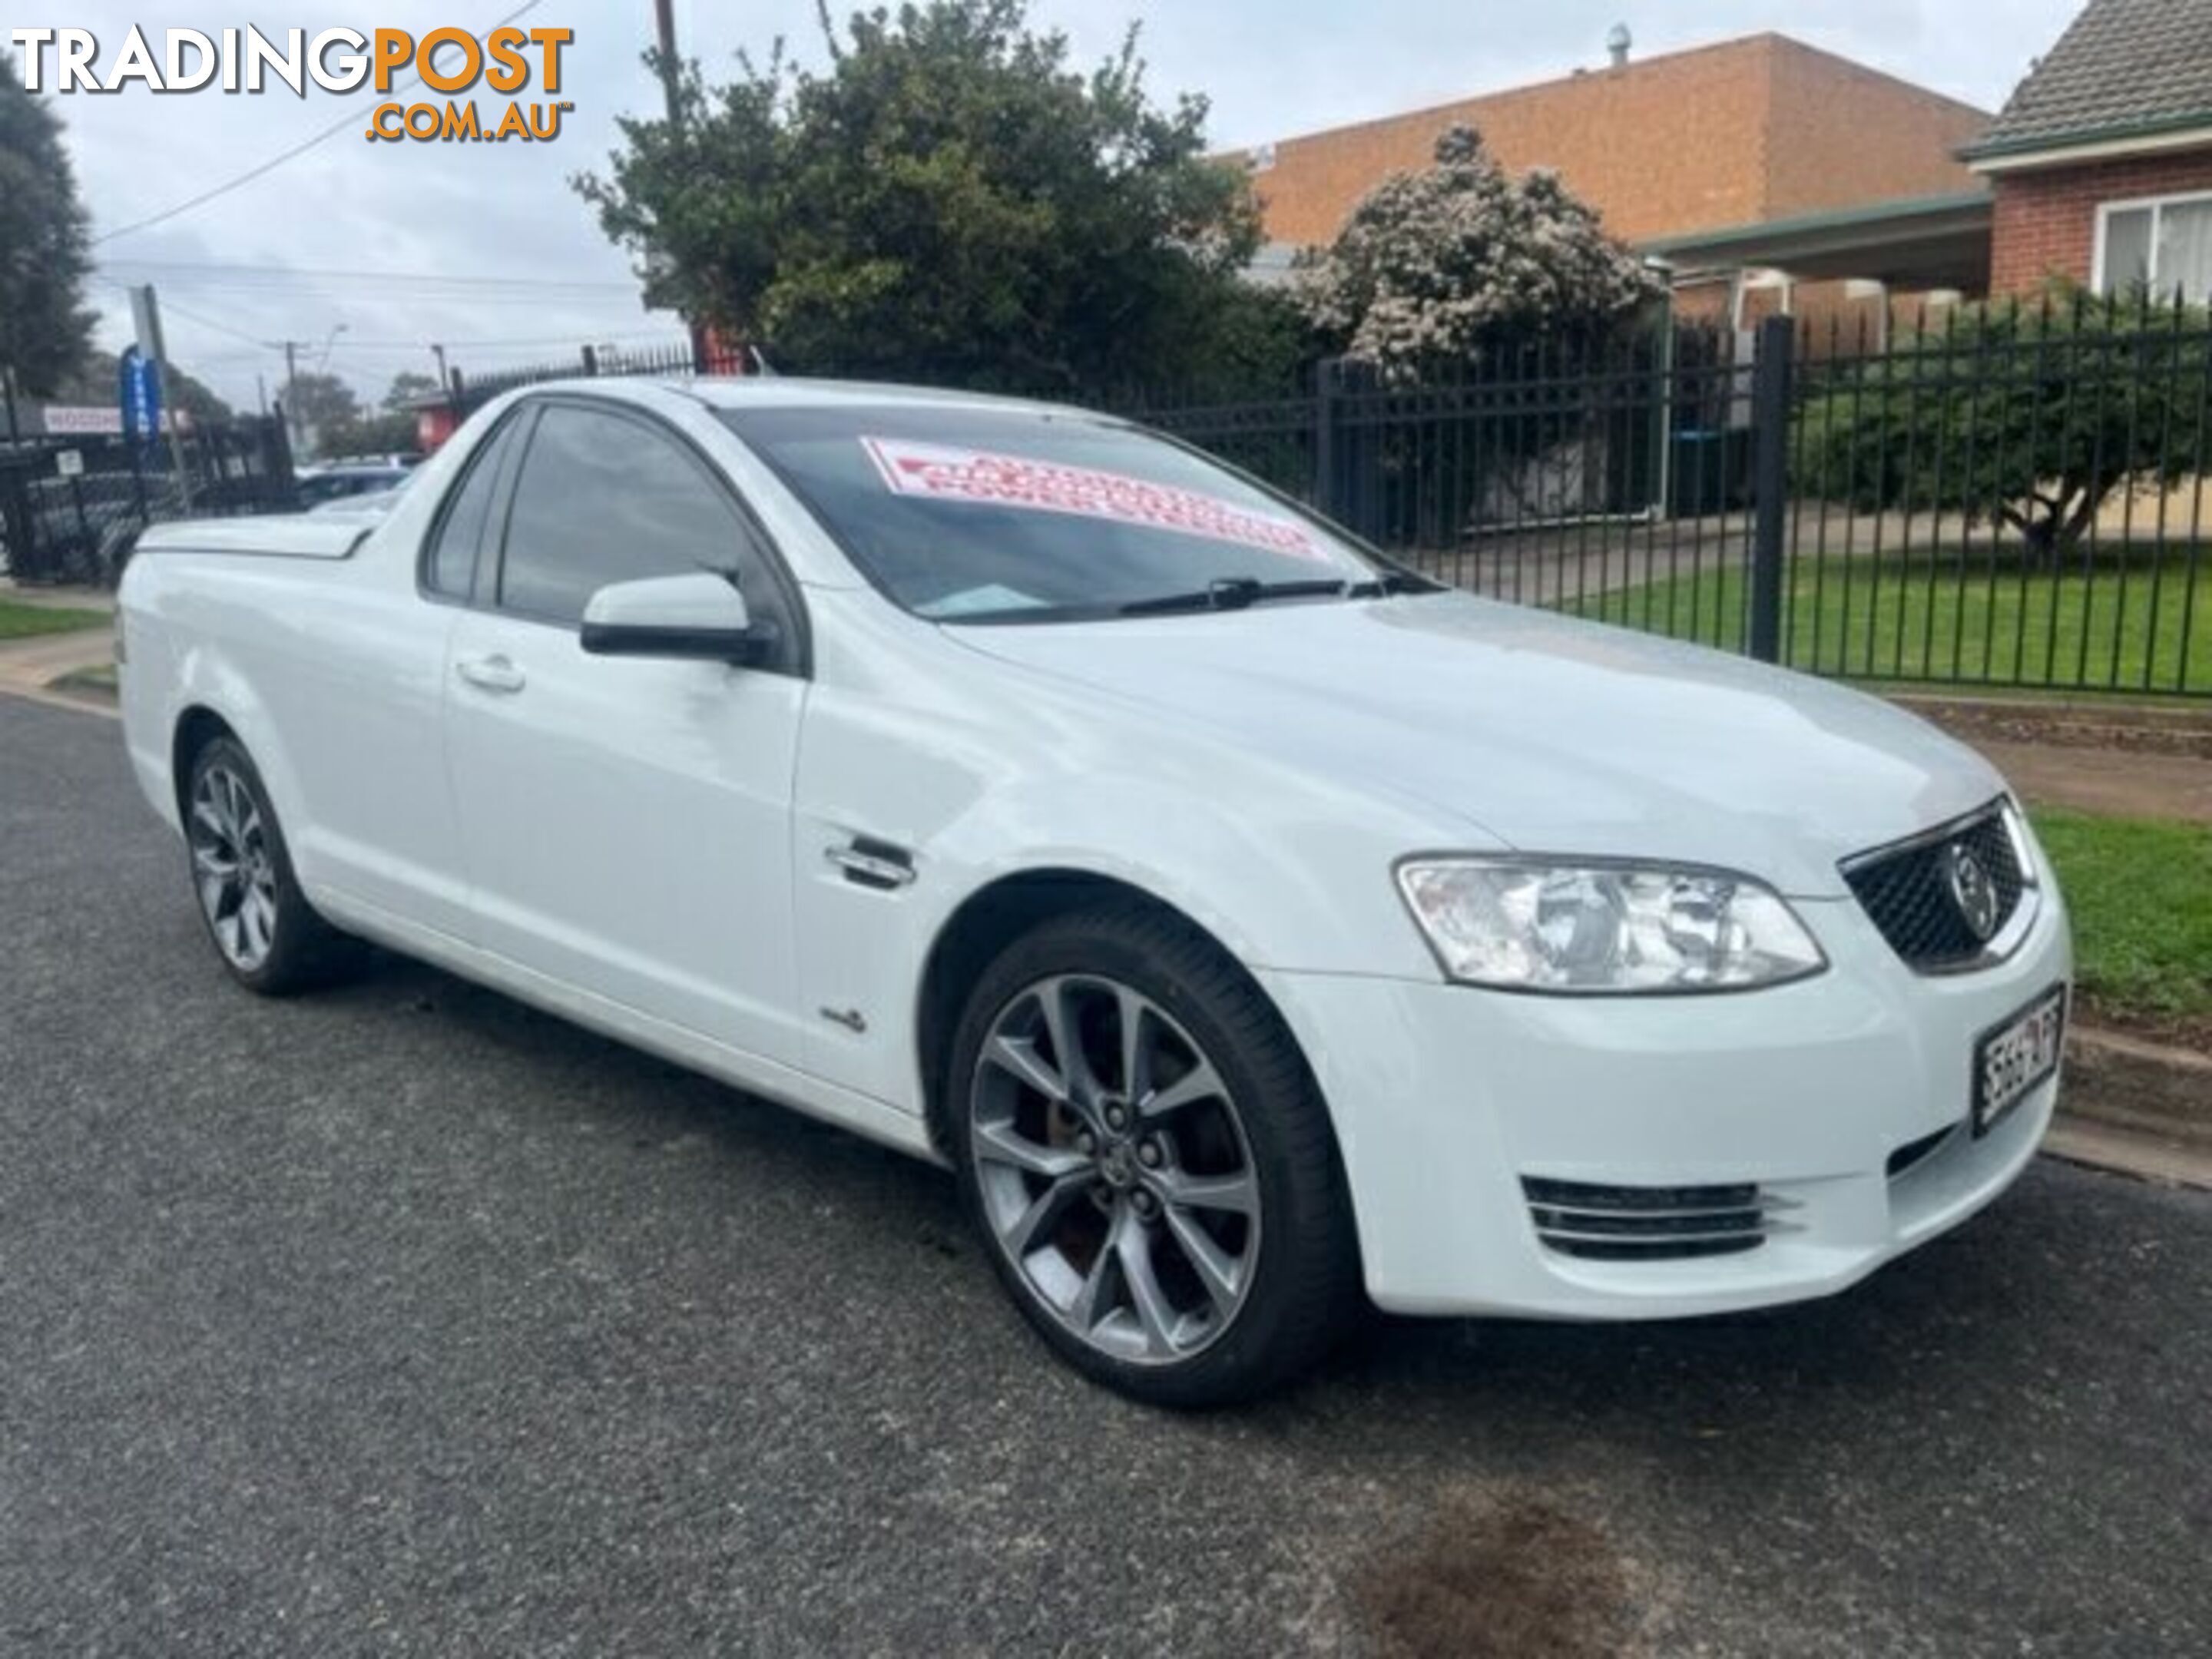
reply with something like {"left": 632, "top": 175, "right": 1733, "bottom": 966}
{"left": 183, "top": 736, "right": 359, "bottom": 995}
{"left": 948, "top": 902, "right": 1361, "bottom": 1406}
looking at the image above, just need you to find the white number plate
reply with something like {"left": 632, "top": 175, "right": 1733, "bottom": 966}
{"left": 1973, "top": 985, "right": 2067, "bottom": 1135}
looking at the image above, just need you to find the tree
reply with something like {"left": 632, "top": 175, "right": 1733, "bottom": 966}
{"left": 1295, "top": 124, "right": 1663, "bottom": 373}
{"left": 382, "top": 370, "right": 440, "bottom": 414}
{"left": 48, "top": 349, "right": 235, "bottom": 426}
{"left": 1797, "top": 288, "right": 2212, "bottom": 557}
{"left": 299, "top": 371, "right": 432, "bottom": 457}
{"left": 574, "top": 0, "right": 1284, "bottom": 397}
{"left": 282, "top": 371, "right": 363, "bottom": 458}
{"left": 0, "top": 48, "right": 96, "bottom": 407}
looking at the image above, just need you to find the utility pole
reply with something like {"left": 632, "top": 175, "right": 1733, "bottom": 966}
{"left": 283, "top": 339, "right": 300, "bottom": 452}
{"left": 653, "top": 0, "right": 680, "bottom": 121}
{"left": 654, "top": 0, "right": 714, "bottom": 372}
{"left": 431, "top": 343, "right": 449, "bottom": 387}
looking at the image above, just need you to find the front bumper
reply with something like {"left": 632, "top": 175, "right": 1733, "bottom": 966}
{"left": 1258, "top": 878, "right": 2071, "bottom": 1320}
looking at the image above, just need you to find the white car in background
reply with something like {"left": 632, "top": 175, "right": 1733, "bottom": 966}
{"left": 294, "top": 459, "right": 416, "bottom": 510}
{"left": 114, "top": 379, "right": 2071, "bottom": 1404}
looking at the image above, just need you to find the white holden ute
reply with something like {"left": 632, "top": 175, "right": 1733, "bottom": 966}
{"left": 118, "top": 379, "right": 2071, "bottom": 1405}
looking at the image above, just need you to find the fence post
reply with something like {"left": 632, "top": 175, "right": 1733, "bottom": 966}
{"left": 0, "top": 462, "right": 29, "bottom": 579}
{"left": 1312, "top": 357, "right": 1339, "bottom": 518}
{"left": 1747, "top": 314, "right": 1794, "bottom": 664}
{"left": 127, "top": 438, "right": 150, "bottom": 527}
{"left": 267, "top": 409, "right": 296, "bottom": 487}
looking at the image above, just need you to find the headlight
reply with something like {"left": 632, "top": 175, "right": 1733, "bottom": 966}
{"left": 1396, "top": 858, "right": 1826, "bottom": 993}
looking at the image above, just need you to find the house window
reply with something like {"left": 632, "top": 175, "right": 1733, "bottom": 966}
{"left": 2098, "top": 194, "right": 2212, "bottom": 302}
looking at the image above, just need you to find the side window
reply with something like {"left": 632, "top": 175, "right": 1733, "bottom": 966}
{"left": 496, "top": 403, "right": 780, "bottom": 637}
{"left": 424, "top": 416, "right": 518, "bottom": 599}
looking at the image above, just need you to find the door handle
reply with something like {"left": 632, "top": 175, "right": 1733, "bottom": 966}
{"left": 826, "top": 836, "right": 916, "bottom": 891}
{"left": 455, "top": 652, "right": 526, "bottom": 694}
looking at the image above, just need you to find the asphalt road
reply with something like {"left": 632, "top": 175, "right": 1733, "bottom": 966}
{"left": 4, "top": 694, "right": 2209, "bottom": 1657}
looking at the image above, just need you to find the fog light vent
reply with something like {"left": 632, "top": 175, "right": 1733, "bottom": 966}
{"left": 1522, "top": 1177, "right": 1772, "bottom": 1260}
{"left": 1885, "top": 1124, "right": 1955, "bottom": 1180}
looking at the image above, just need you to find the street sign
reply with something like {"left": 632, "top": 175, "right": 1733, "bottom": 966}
{"left": 126, "top": 284, "right": 194, "bottom": 508}
{"left": 55, "top": 449, "right": 84, "bottom": 478}
{"left": 41, "top": 406, "right": 127, "bottom": 435}
{"left": 119, "top": 346, "right": 163, "bottom": 445}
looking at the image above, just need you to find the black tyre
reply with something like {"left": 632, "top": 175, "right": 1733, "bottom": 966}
{"left": 947, "top": 899, "right": 1362, "bottom": 1406}
{"left": 182, "top": 736, "right": 361, "bottom": 995}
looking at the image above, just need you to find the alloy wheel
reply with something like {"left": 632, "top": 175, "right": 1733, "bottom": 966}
{"left": 969, "top": 974, "right": 1261, "bottom": 1364}
{"left": 187, "top": 763, "right": 280, "bottom": 972}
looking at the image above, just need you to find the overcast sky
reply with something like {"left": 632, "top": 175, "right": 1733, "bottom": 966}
{"left": 24, "top": 1, "right": 2084, "bottom": 412}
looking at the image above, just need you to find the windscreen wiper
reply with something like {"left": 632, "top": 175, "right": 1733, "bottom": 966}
{"left": 1118, "top": 577, "right": 1353, "bottom": 617}
{"left": 1346, "top": 571, "right": 1442, "bottom": 598}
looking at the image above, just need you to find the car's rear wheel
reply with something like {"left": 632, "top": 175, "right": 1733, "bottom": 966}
{"left": 183, "top": 737, "right": 359, "bottom": 995}
{"left": 948, "top": 902, "right": 1360, "bottom": 1406}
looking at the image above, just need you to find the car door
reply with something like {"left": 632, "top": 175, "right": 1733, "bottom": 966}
{"left": 442, "top": 395, "right": 813, "bottom": 1070}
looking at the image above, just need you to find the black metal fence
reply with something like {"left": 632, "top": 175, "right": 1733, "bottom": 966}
{"left": 0, "top": 418, "right": 296, "bottom": 586}
{"left": 446, "top": 337, "right": 750, "bottom": 420}
{"left": 432, "top": 296, "right": 2212, "bottom": 697}
{"left": 1134, "top": 302, "right": 2212, "bottom": 699}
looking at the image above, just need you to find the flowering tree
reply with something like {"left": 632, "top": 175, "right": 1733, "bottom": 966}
{"left": 1296, "top": 124, "right": 1662, "bottom": 371}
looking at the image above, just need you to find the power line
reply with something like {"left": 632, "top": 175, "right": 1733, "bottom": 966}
{"left": 120, "top": 281, "right": 674, "bottom": 357}
{"left": 135, "top": 293, "right": 279, "bottom": 351}
{"left": 111, "top": 288, "right": 651, "bottom": 312}
{"left": 105, "top": 283, "right": 679, "bottom": 377}
{"left": 91, "top": 0, "right": 548, "bottom": 247}
{"left": 97, "top": 258, "right": 637, "bottom": 294}
{"left": 100, "top": 283, "right": 644, "bottom": 309}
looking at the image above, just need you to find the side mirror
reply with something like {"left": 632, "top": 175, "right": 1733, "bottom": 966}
{"left": 579, "top": 571, "right": 776, "bottom": 666}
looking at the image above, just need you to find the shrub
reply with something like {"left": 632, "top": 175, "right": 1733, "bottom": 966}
{"left": 1795, "top": 287, "right": 2212, "bottom": 557}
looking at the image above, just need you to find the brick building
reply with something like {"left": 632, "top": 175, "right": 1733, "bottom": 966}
{"left": 1965, "top": 0, "right": 2212, "bottom": 301}
{"left": 1240, "top": 33, "right": 1993, "bottom": 334}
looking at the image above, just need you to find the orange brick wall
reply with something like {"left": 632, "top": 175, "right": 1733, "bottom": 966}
{"left": 1989, "top": 150, "right": 2212, "bottom": 296}
{"left": 1248, "top": 33, "right": 1987, "bottom": 250}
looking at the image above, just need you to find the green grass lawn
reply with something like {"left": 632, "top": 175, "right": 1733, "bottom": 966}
{"left": 1571, "top": 553, "right": 2212, "bottom": 696}
{"left": 2031, "top": 808, "right": 2212, "bottom": 1046}
{"left": 0, "top": 598, "right": 110, "bottom": 640}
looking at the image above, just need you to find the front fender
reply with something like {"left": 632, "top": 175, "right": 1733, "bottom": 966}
{"left": 788, "top": 621, "right": 1464, "bottom": 1115}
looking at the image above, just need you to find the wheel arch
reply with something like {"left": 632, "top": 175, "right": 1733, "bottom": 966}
{"left": 171, "top": 704, "right": 241, "bottom": 825}
{"left": 912, "top": 867, "right": 1295, "bottom": 1162}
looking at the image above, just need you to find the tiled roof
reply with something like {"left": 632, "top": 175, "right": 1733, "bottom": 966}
{"left": 1965, "top": 0, "right": 2212, "bottom": 156}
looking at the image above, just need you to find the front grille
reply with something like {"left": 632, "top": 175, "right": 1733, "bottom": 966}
{"left": 1843, "top": 804, "right": 2027, "bottom": 972}
{"left": 1523, "top": 1177, "right": 1773, "bottom": 1260}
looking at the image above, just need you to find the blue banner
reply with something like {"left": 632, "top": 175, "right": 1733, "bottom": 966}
{"left": 119, "top": 346, "right": 162, "bottom": 443}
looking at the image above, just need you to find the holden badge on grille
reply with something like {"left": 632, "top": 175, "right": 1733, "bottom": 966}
{"left": 1944, "top": 841, "right": 2002, "bottom": 941}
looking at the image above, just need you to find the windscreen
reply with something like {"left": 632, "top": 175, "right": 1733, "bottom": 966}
{"left": 720, "top": 405, "right": 1377, "bottom": 622}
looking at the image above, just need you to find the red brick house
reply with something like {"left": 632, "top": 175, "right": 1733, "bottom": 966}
{"left": 1239, "top": 33, "right": 1993, "bottom": 337}
{"left": 1968, "top": 0, "right": 2212, "bottom": 300}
